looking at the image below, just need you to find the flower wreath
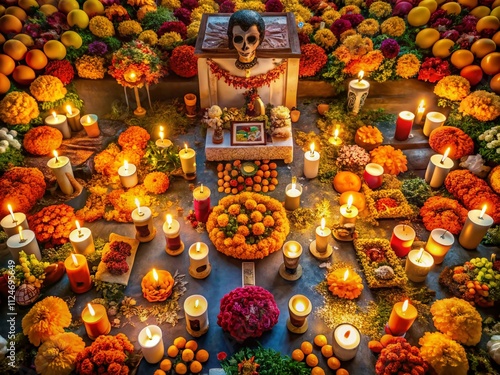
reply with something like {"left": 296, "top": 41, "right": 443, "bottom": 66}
{"left": 419, "top": 196, "right": 468, "bottom": 235}
{"left": 207, "top": 59, "right": 287, "bottom": 90}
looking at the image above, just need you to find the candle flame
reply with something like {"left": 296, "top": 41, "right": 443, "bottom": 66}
{"left": 196, "top": 242, "right": 201, "bottom": 252}
{"left": 200, "top": 183, "right": 204, "bottom": 194}
{"left": 184, "top": 143, "right": 188, "bottom": 152}
{"left": 343, "top": 269, "right": 349, "bottom": 281}
{"left": 166, "top": 214, "right": 172, "bottom": 229}
{"left": 135, "top": 198, "right": 142, "bottom": 215}
{"left": 344, "top": 329, "right": 351, "bottom": 339}
{"left": 334, "top": 128, "right": 339, "bottom": 139}
{"left": 160, "top": 126, "right": 164, "bottom": 132}
{"left": 18, "top": 226, "right": 24, "bottom": 241}
{"left": 51, "top": 111, "right": 57, "bottom": 120}
{"left": 321, "top": 217, "right": 326, "bottom": 230}
{"left": 146, "top": 327, "right": 153, "bottom": 340}
{"left": 72, "top": 253, "right": 79, "bottom": 266}
{"left": 7, "top": 204, "right": 15, "bottom": 222}
{"left": 86, "top": 116, "right": 92, "bottom": 124}
{"left": 88, "top": 303, "right": 95, "bottom": 316}
{"left": 159, "top": 131, "right": 164, "bottom": 140}
{"left": 124, "top": 160, "right": 129, "bottom": 171}
{"left": 358, "top": 70, "right": 364, "bottom": 81}
{"left": 195, "top": 299, "right": 200, "bottom": 308}
{"left": 417, "top": 248, "right": 424, "bottom": 262}
{"left": 347, "top": 195, "right": 353, "bottom": 210}
{"left": 66, "top": 105, "right": 73, "bottom": 116}
{"left": 418, "top": 100, "right": 425, "bottom": 111}
{"left": 295, "top": 300, "right": 305, "bottom": 312}
{"left": 310, "top": 142, "right": 315, "bottom": 155}
{"left": 76, "top": 220, "right": 81, "bottom": 230}
{"left": 402, "top": 299, "right": 409, "bottom": 312}
{"left": 479, "top": 205, "right": 487, "bottom": 219}
{"left": 152, "top": 268, "right": 158, "bottom": 282}
{"left": 289, "top": 244, "right": 297, "bottom": 253}
{"left": 53, "top": 150, "right": 59, "bottom": 163}
{"left": 441, "top": 147, "right": 450, "bottom": 163}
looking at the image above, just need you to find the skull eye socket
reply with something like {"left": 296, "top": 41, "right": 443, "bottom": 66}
{"left": 247, "top": 36, "right": 257, "bottom": 44}
{"left": 234, "top": 35, "right": 244, "bottom": 44}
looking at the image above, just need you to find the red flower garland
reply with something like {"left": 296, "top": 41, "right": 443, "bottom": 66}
{"left": 206, "top": 59, "right": 287, "bottom": 90}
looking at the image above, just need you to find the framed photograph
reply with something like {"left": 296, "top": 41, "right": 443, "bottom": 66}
{"left": 231, "top": 121, "right": 267, "bottom": 146}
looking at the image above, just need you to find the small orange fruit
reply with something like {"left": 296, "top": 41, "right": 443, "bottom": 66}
{"left": 314, "top": 334, "right": 328, "bottom": 347}
{"left": 153, "top": 370, "right": 166, "bottom": 375}
{"left": 327, "top": 357, "right": 341, "bottom": 370}
{"left": 167, "top": 345, "right": 179, "bottom": 357}
{"left": 333, "top": 171, "right": 362, "bottom": 193}
{"left": 190, "top": 360, "right": 203, "bottom": 374}
{"left": 306, "top": 354, "right": 319, "bottom": 367}
{"left": 185, "top": 340, "right": 198, "bottom": 351}
{"left": 300, "top": 341, "right": 313, "bottom": 355}
{"left": 174, "top": 336, "right": 187, "bottom": 349}
{"left": 291, "top": 348, "right": 305, "bottom": 362}
{"left": 181, "top": 348, "right": 195, "bottom": 362}
{"left": 321, "top": 344, "right": 334, "bottom": 358}
{"left": 195, "top": 349, "right": 210, "bottom": 363}
{"left": 311, "top": 367, "right": 326, "bottom": 375}
{"left": 336, "top": 369, "right": 349, "bottom": 375}
{"left": 175, "top": 363, "right": 188, "bottom": 375}
{"left": 160, "top": 359, "right": 172, "bottom": 371}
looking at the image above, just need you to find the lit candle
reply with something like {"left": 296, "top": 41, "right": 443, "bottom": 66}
{"left": 328, "top": 126, "right": 342, "bottom": 146}
{"left": 65, "top": 105, "right": 82, "bottom": 131}
{"left": 348, "top": 70, "right": 370, "bottom": 114}
{"left": 390, "top": 224, "right": 416, "bottom": 257}
{"left": 184, "top": 295, "right": 209, "bottom": 337}
{"left": 332, "top": 323, "right": 361, "bottom": 361}
{"left": 64, "top": 253, "right": 92, "bottom": 293}
{"left": 414, "top": 99, "right": 425, "bottom": 125}
{"left": 155, "top": 126, "right": 172, "bottom": 148}
{"left": 284, "top": 177, "right": 302, "bottom": 211}
{"left": 363, "top": 163, "right": 384, "bottom": 189}
{"left": 81, "top": 303, "right": 111, "bottom": 340}
{"left": 7, "top": 228, "right": 41, "bottom": 263}
{"left": 459, "top": 205, "right": 494, "bottom": 250}
{"left": 163, "top": 214, "right": 184, "bottom": 255}
{"left": 138, "top": 325, "right": 164, "bottom": 364}
{"left": 387, "top": 299, "right": 417, "bottom": 336}
{"left": 141, "top": 269, "right": 174, "bottom": 302}
{"left": 45, "top": 111, "right": 71, "bottom": 139}
{"left": 69, "top": 220, "right": 95, "bottom": 255}
{"left": 193, "top": 184, "right": 211, "bottom": 223}
{"left": 425, "top": 229, "right": 455, "bottom": 264}
{"left": 179, "top": 143, "right": 196, "bottom": 176}
{"left": 424, "top": 147, "right": 454, "bottom": 188}
{"left": 118, "top": 160, "right": 138, "bottom": 188}
{"left": 339, "top": 195, "right": 358, "bottom": 225}
{"left": 280, "top": 240, "right": 303, "bottom": 280}
{"left": 315, "top": 217, "right": 331, "bottom": 254}
{"left": 47, "top": 150, "right": 74, "bottom": 195}
{"left": 287, "top": 294, "right": 312, "bottom": 334}
{"left": 423, "top": 112, "right": 446, "bottom": 137}
{"left": 405, "top": 248, "right": 434, "bottom": 282}
{"left": 131, "top": 200, "right": 156, "bottom": 243}
{"left": 79, "top": 114, "right": 100, "bottom": 138}
{"left": 304, "top": 143, "right": 320, "bottom": 179}
{"left": 1, "top": 204, "right": 28, "bottom": 237}
{"left": 394, "top": 111, "right": 415, "bottom": 141}
{"left": 188, "top": 242, "right": 211, "bottom": 279}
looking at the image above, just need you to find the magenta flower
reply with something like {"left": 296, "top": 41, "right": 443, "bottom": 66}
{"left": 380, "top": 38, "right": 400, "bottom": 59}
{"left": 173, "top": 8, "right": 191, "bottom": 25}
{"left": 341, "top": 13, "right": 364, "bottom": 28}
{"left": 266, "top": 0, "right": 283, "bottom": 12}
{"left": 330, "top": 19, "right": 352, "bottom": 38}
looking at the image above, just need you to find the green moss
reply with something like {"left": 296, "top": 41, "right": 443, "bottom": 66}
{"left": 141, "top": 7, "right": 176, "bottom": 32}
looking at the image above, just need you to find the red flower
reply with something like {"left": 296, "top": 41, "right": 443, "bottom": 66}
{"left": 44, "top": 60, "right": 75, "bottom": 85}
{"left": 299, "top": 44, "right": 327, "bottom": 77}
{"left": 169, "top": 45, "right": 198, "bottom": 78}
{"left": 217, "top": 352, "right": 228, "bottom": 361}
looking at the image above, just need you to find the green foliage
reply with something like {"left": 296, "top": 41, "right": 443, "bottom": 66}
{"left": 65, "top": 46, "right": 88, "bottom": 63}
{"left": 401, "top": 178, "right": 433, "bottom": 207}
{"left": 396, "top": 28, "right": 423, "bottom": 59}
{"left": 12, "top": 122, "right": 35, "bottom": 134}
{"left": 93, "top": 278, "right": 127, "bottom": 302}
{"left": 103, "top": 37, "right": 122, "bottom": 52}
{"left": 0, "top": 146, "right": 24, "bottom": 172}
{"left": 141, "top": 7, "right": 176, "bottom": 32}
{"left": 40, "top": 92, "right": 84, "bottom": 112}
{"left": 483, "top": 226, "right": 500, "bottom": 247}
{"left": 220, "top": 346, "right": 310, "bottom": 375}
{"left": 466, "top": 348, "right": 500, "bottom": 375}
{"left": 371, "top": 58, "right": 397, "bottom": 83}
{"left": 321, "top": 55, "right": 347, "bottom": 92}
{"left": 78, "top": 28, "right": 95, "bottom": 46}
{"left": 144, "top": 141, "right": 181, "bottom": 173}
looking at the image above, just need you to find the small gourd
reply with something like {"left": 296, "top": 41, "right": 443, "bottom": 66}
{"left": 15, "top": 283, "right": 40, "bottom": 306}
{"left": 487, "top": 335, "right": 500, "bottom": 365}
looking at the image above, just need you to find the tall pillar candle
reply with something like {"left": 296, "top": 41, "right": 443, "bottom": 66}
{"left": 179, "top": 144, "right": 196, "bottom": 175}
{"left": 394, "top": 111, "right": 415, "bottom": 141}
{"left": 138, "top": 325, "right": 164, "bottom": 364}
{"left": 65, "top": 105, "right": 82, "bottom": 131}
{"left": 1, "top": 205, "right": 28, "bottom": 237}
{"left": 332, "top": 323, "right": 361, "bottom": 361}
{"left": 7, "top": 229, "right": 41, "bottom": 263}
{"left": 304, "top": 143, "right": 320, "bottom": 179}
{"left": 405, "top": 248, "right": 434, "bottom": 282}
{"left": 118, "top": 160, "right": 138, "bottom": 188}
{"left": 163, "top": 214, "right": 184, "bottom": 255}
{"left": 347, "top": 71, "right": 370, "bottom": 114}
{"left": 69, "top": 221, "right": 95, "bottom": 255}
{"left": 387, "top": 300, "right": 417, "bottom": 336}
{"left": 193, "top": 184, "right": 211, "bottom": 223}
{"left": 284, "top": 177, "right": 302, "bottom": 211}
{"left": 184, "top": 295, "right": 209, "bottom": 337}
{"left": 47, "top": 151, "right": 74, "bottom": 195}
{"left": 425, "top": 229, "right": 454, "bottom": 264}
{"left": 64, "top": 253, "right": 92, "bottom": 293}
{"left": 80, "top": 114, "right": 100, "bottom": 138}
{"left": 315, "top": 218, "right": 331, "bottom": 253}
{"left": 459, "top": 206, "right": 494, "bottom": 249}
{"left": 131, "top": 200, "right": 156, "bottom": 242}
{"left": 45, "top": 112, "right": 71, "bottom": 139}
{"left": 390, "top": 224, "right": 416, "bottom": 257}
{"left": 423, "top": 112, "right": 446, "bottom": 137}
{"left": 188, "top": 242, "right": 211, "bottom": 279}
{"left": 81, "top": 303, "right": 111, "bottom": 340}
{"left": 425, "top": 149, "right": 453, "bottom": 188}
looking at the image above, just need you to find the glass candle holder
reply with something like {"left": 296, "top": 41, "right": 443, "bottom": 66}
{"left": 279, "top": 240, "right": 303, "bottom": 281}
{"left": 286, "top": 294, "right": 312, "bottom": 334}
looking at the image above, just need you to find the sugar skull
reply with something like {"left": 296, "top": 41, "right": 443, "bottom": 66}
{"left": 228, "top": 10, "right": 265, "bottom": 68}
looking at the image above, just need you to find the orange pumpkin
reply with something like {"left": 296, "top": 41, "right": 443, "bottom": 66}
{"left": 339, "top": 191, "right": 366, "bottom": 211}
{"left": 333, "top": 171, "right": 362, "bottom": 193}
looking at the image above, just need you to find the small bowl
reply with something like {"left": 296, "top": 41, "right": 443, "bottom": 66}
{"left": 240, "top": 162, "right": 258, "bottom": 176}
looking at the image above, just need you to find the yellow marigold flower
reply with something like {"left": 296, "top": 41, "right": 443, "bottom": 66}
{"left": 233, "top": 233, "right": 246, "bottom": 245}
{"left": 223, "top": 237, "right": 233, "bottom": 247}
{"left": 252, "top": 222, "right": 265, "bottom": 236}
{"left": 144, "top": 172, "right": 170, "bottom": 194}
{"left": 263, "top": 215, "right": 275, "bottom": 227}
{"left": 138, "top": 30, "right": 158, "bottom": 46}
{"left": 370, "top": 145, "right": 408, "bottom": 175}
{"left": 380, "top": 16, "right": 405, "bottom": 37}
{"left": 250, "top": 211, "right": 263, "bottom": 223}
{"left": 75, "top": 55, "right": 107, "bottom": 79}
{"left": 137, "top": 5, "right": 157, "bottom": 21}
{"left": 35, "top": 332, "right": 85, "bottom": 375}
{"left": 369, "top": 1, "right": 392, "bottom": 18}
{"left": 419, "top": 332, "right": 468, "bottom": 375}
{"left": 314, "top": 28, "right": 337, "bottom": 49}
{"left": 228, "top": 204, "right": 241, "bottom": 216}
{"left": 128, "top": 0, "right": 155, "bottom": 6}
{"left": 396, "top": 53, "right": 420, "bottom": 78}
{"left": 187, "top": 20, "right": 200, "bottom": 39}
{"left": 235, "top": 0, "right": 265, "bottom": 12}
{"left": 118, "top": 20, "right": 143, "bottom": 37}
{"left": 357, "top": 18, "right": 380, "bottom": 36}
{"left": 459, "top": 90, "right": 500, "bottom": 121}
{"left": 288, "top": 4, "right": 312, "bottom": 22}
{"left": 256, "top": 203, "right": 267, "bottom": 213}
{"left": 191, "top": 4, "right": 218, "bottom": 21}
{"left": 237, "top": 213, "right": 249, "bottom": 225}
{"left": 199, "top": 0, "right": 219, "bottom": 10}
{"left": 345, "top": 0, "right": 364, "bottom": 6}
{"left": 237, "top": 225, "right": 250, "bottom": 236}
{"left": 30, "top": 75, "right": 67, "bottom": 102}
{"left": 217, "top": 213, "right": 229, "bottom": 227}
{"left": 89, "top": 15, "right": 115, "bottom": 38}
{"left": 0, "top": 91, "right": 39, "bottom": 126}
{"left": 339, "top": 29, "right": 357, "bottom": 42}
{"left": 339, "top": 5, "right": 361, "bottom": 14}
{"left": 434, "top": 75, "right": 470, "bottom": 101}
{"left": 22, "top": 296, "right": 71, "bottom": 347}
{"left": 322, "top": 9, "right": 341, "bottom": 27}
{"left": 245, "top": 199, "right": 257, "bottom": 210}
{"left": 161, "top": 0, "right": 181, "bottom": 9}
{"left": 342, "top": 34, "right": 373, "bottom": 60}
{"left": 158, "top": 31, "right": 182, "bottom": 49}
{"left": 300, "top": 22, "right": 314, "bottom": 36}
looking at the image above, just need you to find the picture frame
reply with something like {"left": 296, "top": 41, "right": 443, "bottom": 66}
{"left": 230, "top": 121, "right": 267, "bottom": 146}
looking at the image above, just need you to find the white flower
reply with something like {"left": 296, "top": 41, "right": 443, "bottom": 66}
{"left": 485, "top": 135, "right": 494, "bottom": 142}
{"left": 208, "top": 105, "right": 222, "bottom": 119}
{"left": 270, "top": 106, "right": 290, "bottom": 120}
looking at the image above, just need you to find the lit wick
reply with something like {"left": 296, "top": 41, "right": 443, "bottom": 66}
{"left": 320, "top": 217, "right": 326, "bottom": 235}
{"left": 440, "top": 229, "right": 449, "bottom": 239}
{"left": 291, "top": 176, "right": 297, "bottom": 190}
{"left": 75, "top": 220, "right": 82, "bottom": 237}
{"left": 200, "top": 183, "right": 204, "bottom": 194}
{"left": 357, "top": 70, "right": 364, "bottom": 83}
{"left": 309, "top": 142, "right": 315, "bottom": 157}
{"left": 146, "top": 327, "right": 153, "bottom": 340}
{"left": 124, "top": 160, "right": 129, "bottom": 172}
{"left": 166, "top": 214, "right": 172, "bottom": 230}
{"left": 7, "top": 204, "right": 16, "bottom": 224}
{"left": 440, "top": 147, "right": 450, "bottom": 164}
{"left": 184, "top": 143, "right": 188, "bottom": 154}
{"left": 346, "top": 194, "right": 353, "bottom": 214}
{"left": 416, "top": 248, "right": 424, "bottom": 263}
{"left": 479, "top": 204, "right": 487, "bottom": 220}
{"left": 333, "top": 127, "right": 339, "bottom": 141}
{"left": 135, "top": 198, "right": 143, "bottom": 216}
{"left": 51, "top": 111, "right": 57, "bottom": 121}
{"left": 18, "top": 226, "right": 25, "bottom": 243}
{"left": 194, "top": 299, "right": 200, "bottom": 309}
{"left": 152, "top": 268, "right": 158, "bottom": 287}
{"left": 343, "top": 269, "right": 349, "bottom": 281}
{"left": 66, "top": 105, "right": 73, "bottom": 116}
{"left": 196, "top": 242, "right": 201, "bottom": 253}
{"left": 71, "top": 253, "right": 79, "bottom": 267}
{"left": 402, "top": 299, "right": 409, "bottom": 313}
{"left": 88, "top": 303, "right": 95, "bottom": 317}
{"left": 53, "top": 150, "right": 59, "bottom": 164}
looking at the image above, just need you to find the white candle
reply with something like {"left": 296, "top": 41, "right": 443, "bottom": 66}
{"left": 7, "top": 228, "right": 41, "bottom": 263}
{"left": 47, "top": 150, "right": 74, "bottom": 195}
{"left": 425, "top": 229, "right": 454, "bottom": 264}
{"left": 80, "top": 114, "right": 100, "bottom": 138}
{"left": 284, "top": 178, "right": 302, "bottom": 211}
{"left": 65, "top": 105, "right": 82, "bottom": 131}
{"left": 423, "top": 112, "right": 446, "bottom": 137}
{"left": 348, "top": 71, "right": 370, "bottom": 114}
{"left": 1, "top": 205, "right": 28, "bottom": 237}
{"left": 424, "top": 148, "right": 453, "bottom": 188}
{"left": 339, "top": 195, "right": 358, "bottom": 225}
{"left": 315, "top": 218, "right": 331, "bottom": 253}
{"left": 118, "top": 160, "right": 138, "bottom": 188}
{"left": 45, "top": 112, "right": 71, "bottom": 139}
{"left": 405, "top": 248, "right": 434, "bottom": 282}
{"left": 155, "top": 126, "right": 172, "bottom": 148}
{"left": 131, "top": 202, "right": 155, "bottom": 242}
{"left": 138, "top": 325, "right": 164, "bottom": 364}
{"left": 287, "top": 294, "right": 312, "bottom": 333}
{"left": 184, "top": 295, "right": 209, "bottom": 337}
{"left": 179, "top": 144, "right": 196, "bottom": 175}
{"left": 69, "top": 220, "right": 95, "bottom": 255}
{"left": 304, "top": 143, "right": 320, "bottom": 179}
{"left": 333, "top": 323, "right": 361, "bottom": 361}
{"left": 459, "top": 206, "right": 494, "bottom": 249}
{"left": 188, "top": 242, "right": 210, "bottom": 279}
{"left": 414, "top": 99, "right": 425, "bottom": 125}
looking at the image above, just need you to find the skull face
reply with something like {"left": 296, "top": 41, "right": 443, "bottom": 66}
{"left": 232, "top": 25, "right": 261, "bottom": 63}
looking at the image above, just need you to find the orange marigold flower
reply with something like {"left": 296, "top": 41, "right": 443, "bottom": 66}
{"left": 252, "top": 222, "right": 265, "bottom": 236}
{"left": 144, "top": 172, "right": 170, "bottom": 194}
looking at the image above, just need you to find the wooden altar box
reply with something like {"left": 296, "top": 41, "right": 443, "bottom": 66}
{"left": 194, "top": 13, "right": 301, "bottom": 109}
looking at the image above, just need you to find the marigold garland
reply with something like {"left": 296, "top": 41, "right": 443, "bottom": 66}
{"left": 419, "top": 196, "right": 468, "bottom": 235}
{"left": 28, "top": 204, "right": 77, "bottom": 246}
{"left": 0, "top": 167, "right": 46, "bottom": 217}
{"left": 207, "top": 59, "right": 287, "bottom": 90}
{"left": 428, "top": 126, "right": 474, "bottom": 160}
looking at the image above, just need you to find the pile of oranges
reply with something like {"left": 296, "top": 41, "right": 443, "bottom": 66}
{"left": 216, "top": 160, "right": 279, "bottom": 194}
{"left": 153, "top": 336, "right": 209, "bottom": 375}
{"left": 291, "top": 335, "right": 349, "bottom": 375}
